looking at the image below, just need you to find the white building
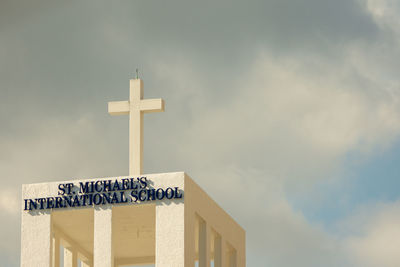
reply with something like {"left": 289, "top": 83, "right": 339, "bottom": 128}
{"left": 20, "top": 79, "right": 245, "bottom": 267}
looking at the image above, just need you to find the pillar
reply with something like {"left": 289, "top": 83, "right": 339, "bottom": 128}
{"left": 54, "top": 234, "right": 60, "bottom": 267}
{"left": 198, "top": 218, "right": 211, "bottom": 267}
{"left": 156, "top": 201, "right": 185, "bottom": 267}
{"left": 72, "top": 250, "right": 78, "bottom": 267}
{"left": 63, "top": 247, "right": 78, "bottom": 267}
{"left": 228, "top": 249, "right": 237, "bottom": 267}
{"left": 21, "top": 211, "right": 52, "bottom": 267}
{"left": 93, "top": 206, "right": 114, "bottom": 267}
{"left": 184, "top": 210, "right": 196, "bottom": 267}
{"left": 214, "top": 235, "right": 226, "bottom": 267}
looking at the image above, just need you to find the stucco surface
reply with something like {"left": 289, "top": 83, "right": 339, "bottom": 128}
{"left": 21, "top": 172, "right": 245, "bottom": 267}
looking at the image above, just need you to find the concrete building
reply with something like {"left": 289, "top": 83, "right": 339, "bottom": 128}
{"left": 20, "top": 79, "right": 245, "bottom": 267}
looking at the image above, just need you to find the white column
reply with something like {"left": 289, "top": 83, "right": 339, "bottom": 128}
{"left": 237, "top": 244, "right": 245, "bottom": 267}
{"left": 63, "top": 246, "right": 78, "bottom": 267}
{"left": 184, "top": 211, "right": 196, "bottom": 267}
{"left": 64, "top": 247, "right": 73, "bottom": 267}
{"left": 199, "top": 219, "right": 210, "bottom": 267}
{"left": 228, "top": 249, "right": 237, "bottom": 267}
{"left": 214, "top": 235, "right": 226, "bottom": 267}
{"left": 21, "top": 211, "right": 52, "bottom": 267}
{"left": 72, "top": 250, "right": 78, "bottom": 267}
{"left": 54, "top": 235, "right": 60, "bottom": 267}
{"left": 93, "top": 207, "right": 114, "bottom": 267}
{"left": 156, "top": 202, "right": 185, "bottom": 267}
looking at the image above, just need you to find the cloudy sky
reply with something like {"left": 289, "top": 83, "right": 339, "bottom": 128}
{"left": 2, "top": 0, "right": 400, "bottom": 266}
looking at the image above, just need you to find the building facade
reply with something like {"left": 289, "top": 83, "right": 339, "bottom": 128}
{"left": 21, "top": 172, "right": 245, "bottom": 267}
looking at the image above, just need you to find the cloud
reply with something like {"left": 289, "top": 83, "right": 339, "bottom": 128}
{"left": 151, "top": 47, "right": 400, "bottom": 188}
{"left": 363, "top": 0, "right": 400, "bottom": 33}
{"left": 205, "top": 167, "right": 347, "bottom": 267}
{"left": 344, "top": 201, "right": 400, "bottom": 267}
{"left": 0, "top": 188, "right": 19, "bottom": 215}
{"left": 0, "top": 113, "right": 130, "bottom": 185}
{"left": 0, "top": 187, "right": 20, "bottom": 266}
{"left": 149, "top": 34, "right": 400, "bottom": 265}
{"left": 1, "top": 0, "right": 400, "bottom": 266}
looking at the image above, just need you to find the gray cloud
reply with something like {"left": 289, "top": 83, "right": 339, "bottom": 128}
{"left": 1, "top": 0, "right": 400, "bottom": 266}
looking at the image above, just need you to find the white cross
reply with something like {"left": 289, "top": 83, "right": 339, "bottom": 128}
{"left": 108, "top": 79, "right": 164, "bottom": 176}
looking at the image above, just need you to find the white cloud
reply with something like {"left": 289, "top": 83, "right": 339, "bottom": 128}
{"left": 2, "top": 1, "right": 400, "bottom": 266}
{"left": 151, "top": 34, "right": 400, "bottom": 265}
{"left": 0, "top": 188, "right": 19, "bottom": 215}
{"left": 344, "top": 201, "right": 400, "bottom": 267}
{"left": 153, "top": 48, "right": 400, "bottom": 188}
{"left": 363, "top": 0, "right": 400, "bottom": 34}
{"left": 0, "top": 113, "right": 127, "bottom": 184}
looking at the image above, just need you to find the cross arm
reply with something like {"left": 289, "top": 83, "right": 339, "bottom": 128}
{"left": 140, "top": 98, "right": 165, "bottom": 113}
{"left": 108, "top": 101, "right": 130, "bottom": 115}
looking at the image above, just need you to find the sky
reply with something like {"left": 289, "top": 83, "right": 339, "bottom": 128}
{"left": 1, "top": 0, "right": 400, "bottom": 266}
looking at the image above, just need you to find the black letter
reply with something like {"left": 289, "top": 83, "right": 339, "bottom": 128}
{"left": 29, "top": 199, "right": 37, "bottom": 210}
{"left": 156, "top": 188, "right": 165, "bottom": 200}
{"left": 46, "top": 197, "right": 55, "bottom": 209}
{"left": 140, "top": 177, "right": 148, "bottom": 188}
{"left": 120, "top": 191, "right": 128, "bottom": 203}
{"left": 55, "top": 197, "right": 64, "bottom": 209}
{"left": 79, "top": 182, "right": 92, "bottom": 194}
{"left": 121, "top": 179, "right": 129, "bottom": 190}
{"left": 174, "top": 187, "right": 183, "bottom": 199}
{"left": 138, "top": 190, "right": 147, "bottom": 201}
{"left": 130, "top": 190, "right": 138, "bottom": 202}
{"left": 165, "top": 187, "right": 174, "bottom": 199}
{"left": 94, "top": 181, "right": 103, "bottom": 192}
{"left": 112, "top": 179, "right": 121, "bottom": 191}
{"left": 58, "top": 184, "right": 65, "bottom": 195}
{"left": 65, "top": 183, "right": 74, "bottom": 195}
{"left": 93, "top": 194, "right": 102, "bottom": 205}
{"left": 103, "top": 180, "right": 112, "bottom": 192}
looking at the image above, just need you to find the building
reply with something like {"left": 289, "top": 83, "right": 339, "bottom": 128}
{"left": 20, "top": 79, "right": 245, "bottom": 267}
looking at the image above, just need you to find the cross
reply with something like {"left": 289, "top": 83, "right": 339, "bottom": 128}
{"left": 108, "top": 78, "right": 164, "bottom": 176}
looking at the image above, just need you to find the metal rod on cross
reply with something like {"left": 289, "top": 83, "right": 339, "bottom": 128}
{"left": 108, "top": 78, "right": 165, "bottom": 176}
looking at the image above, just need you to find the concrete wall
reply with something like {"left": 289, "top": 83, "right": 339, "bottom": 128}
{"left": 21, "top": 172, "right": 245, "bottom": 267}
{"left": 21, "top": 183, "right": 54, "bottom": 267}
{"left": 184, "top": 174, "right": 246, "bottom": 267}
